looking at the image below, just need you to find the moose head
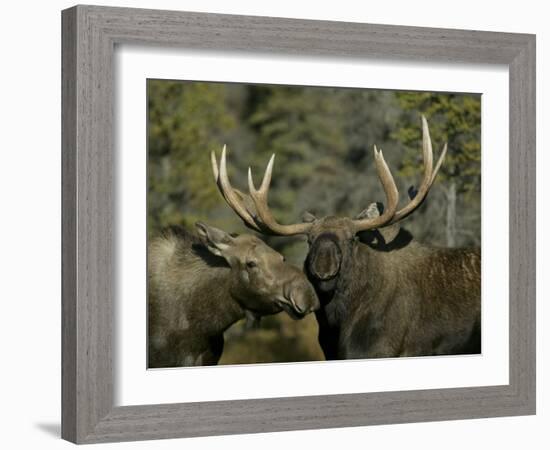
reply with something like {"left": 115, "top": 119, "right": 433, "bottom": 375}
{"left": 210, "top": 116, "right": 447, "bottom": 296}
{"left": 195, "top": 222, "right": 319, "bottom": 319}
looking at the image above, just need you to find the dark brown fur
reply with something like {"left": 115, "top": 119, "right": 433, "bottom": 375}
{"left": 305, "top": 217, "right": 481, "bottom": 359}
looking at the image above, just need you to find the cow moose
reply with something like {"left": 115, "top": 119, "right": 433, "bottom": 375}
{"left": 211, "top": 116, "right": 481, "bottom": 360}
{"left": 148, "top": 222, "right": 319, "bottom": 367}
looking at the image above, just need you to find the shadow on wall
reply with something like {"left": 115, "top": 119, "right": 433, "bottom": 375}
{"left": 35, "top": 423, "right": 60, "bottom": 438}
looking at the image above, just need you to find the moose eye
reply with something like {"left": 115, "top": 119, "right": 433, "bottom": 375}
{"left": 246, "top": 260, "right": 257, "bottom": 269}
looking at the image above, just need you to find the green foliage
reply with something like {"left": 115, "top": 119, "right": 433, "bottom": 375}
{"left": 247, "top": 85, "right": 348, "bottom": 223}
{"left": 147, "top": 80, "right": 236, "bottom": 231}
{"left": 393, "top": 92, "right": 481, "bottom": 193}
{"left": 246, "top": 86, "right": 402, "bottom": 223}
{"left": 147, "top": 80, "right": 482, "bottom": 247}
{"left": 391, "top": 92, "right": 481, "bottom": 246}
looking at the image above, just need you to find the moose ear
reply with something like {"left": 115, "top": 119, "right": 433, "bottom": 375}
{"left": 356, "top": 203, "right": 400, "bottom": 244}
{"left": 195, "top": 222, "right": 234, "bottom": 257}
{"left": 355, "top": 202, "right": 384, "bottom": 221}
{"left": 302, "top": 211, "right": 317, "bottom": 223}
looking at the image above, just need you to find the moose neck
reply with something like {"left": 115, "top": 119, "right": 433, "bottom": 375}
{"left": 182, "top": 255, "right": 246, "bottom": 337}
{"left": 316, "top": 241, "right": 406, "bottom": 359}
{"left": 327, "top": 228, "right": 417, "bottom": 308}
{"left": 210, "top": 272, "right": 248, "bottom": 334}
{"left": 336, "top": 244, "right": 374, "bottom": 308}
{"left": 314, "top": 240, "right": 394, "bottom": 352}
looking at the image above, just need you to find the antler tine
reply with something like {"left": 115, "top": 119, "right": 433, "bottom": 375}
{"left": 352, "top": 146, "right": 399, "bottom": 233}
{"left": 210, "top": 149, "right": 220, "bottom": 181}
{"left": 247, "top": 154, "right": 312, "bottom": 236}
{"left": 387, "top": 115, "right": 447, "bottom": 225}
{"left": 430, "top": 142, "right": 447, "bottom": 187}
{"left": 211, "top": 146, "right": 261, "bottom": 232}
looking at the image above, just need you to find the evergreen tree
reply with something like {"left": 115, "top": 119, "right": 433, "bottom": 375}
{"left": 147, "top": 80, "right": 236, "bottom": 231}
{"left": 392, "top": 92, "right": 481, "bottom": 246}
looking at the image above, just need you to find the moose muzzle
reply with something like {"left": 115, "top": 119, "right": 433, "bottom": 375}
{"left": 280, "top": 275, "right": 320, "bottom": 319}
{"left": 307, "top": 234, "right": 342, "bottom": 281}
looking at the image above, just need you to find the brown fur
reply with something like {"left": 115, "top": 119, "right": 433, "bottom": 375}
{"left": 305, "top": 217, "right": 481, "bottom": 359}
{"left": 148, "top": 225, "right": 319, "bottom": 367}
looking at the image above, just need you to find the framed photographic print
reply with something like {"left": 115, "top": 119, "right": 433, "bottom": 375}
{"left": 62, "top": 5, "right": 536, "bottom": 444}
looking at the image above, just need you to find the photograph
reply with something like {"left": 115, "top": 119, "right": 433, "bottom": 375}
{"left": 146, "top": 80, "right": 482, "bottom": 368}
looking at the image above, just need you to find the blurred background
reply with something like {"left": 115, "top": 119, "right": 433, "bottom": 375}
{"left": 147, "top": 79, "right": 481, "bottom": 365}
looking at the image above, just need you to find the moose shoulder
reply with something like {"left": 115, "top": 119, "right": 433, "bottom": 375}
{"left": 212, "top": 116, "right": 481, "bottom": 360}
{"left": 148, "top": 223, "right": 319, "bottom": 368}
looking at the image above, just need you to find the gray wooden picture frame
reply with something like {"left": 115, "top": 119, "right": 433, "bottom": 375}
{"left": 61, "top": 4, "right": 536, "bottom": 444}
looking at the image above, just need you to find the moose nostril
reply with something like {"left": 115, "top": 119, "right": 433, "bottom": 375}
{"left": 286, "top": 287, "right": 319, "bottom": 315}
{"left": 289, "top": 293, "right": 306, "bottom": 314}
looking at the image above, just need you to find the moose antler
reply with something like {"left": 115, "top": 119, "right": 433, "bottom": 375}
{"left": 247, "top": 154, "right": 313, "bottom": 235}
{"left": 211, "top": 145, "right": 262, "bottom": 232}
{"left": 350, "top": 145, "right": 399, "bottom": 232}
{"left": 384, "top": 115, "right": 447, "bottom": 225}
{"left": 211, "top": 115, "right": 446, "bottom": 235}
{"left": 214, "top": 145, "right": 399, "bottom": 236}
{"left": 350, "top": 115, "right": 446, "bottom": 230}
{"left": 211, "top": 147, "right": 313, "bottom": 235}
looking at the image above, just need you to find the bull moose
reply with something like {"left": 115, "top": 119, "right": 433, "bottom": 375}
{"left": 211, "top": 116, "right": 481, "bottom": 360}
{"left": 148, "top": 222, "right": 319, "bottom": 367}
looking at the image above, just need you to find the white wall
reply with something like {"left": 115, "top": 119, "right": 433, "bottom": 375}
{"left": 0, "top": 1, "right": 546, "bottom": 448}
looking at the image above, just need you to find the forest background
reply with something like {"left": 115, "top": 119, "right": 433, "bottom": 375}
{"left": 147, "top": 79, "right": 481, "bottom": 365}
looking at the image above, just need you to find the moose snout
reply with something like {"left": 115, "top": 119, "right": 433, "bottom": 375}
{"left": 308, "top": 235, "right": 342, "bottom": 281}
{"left": 283, "top": 279, "right": 320, "bottom": 317}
